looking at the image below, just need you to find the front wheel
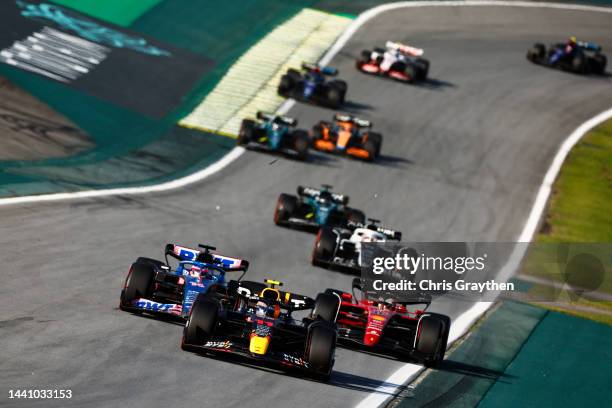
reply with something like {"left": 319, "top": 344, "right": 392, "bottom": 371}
{"left": 312, "top": 227, "right": 337, "bottom": 267}
{"left": 274, "top": 193, "right": 297, "bottom": 225}
{"left": 120, "top": 264, "right": 154, "bottom": 310}
{"left": 292, "top": 130, "right": 309, "bottom": 161}
{"left": 182, "top": 295, "right": 219, "bottom": 350}
{"left": 306, "top": 323, "right": 336, "bottom": 381}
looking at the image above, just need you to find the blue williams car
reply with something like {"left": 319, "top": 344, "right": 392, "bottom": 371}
{"left": 119, "top": 244, "right": 248, "bottom": 320}
{"left": 274, "top": 185, "right": 366, "bottom": 232}
{"left": 238, "top": 111, "right": 309, "bottom": 160}
{"left": 278, "top": 62, "right": 347, "bottom": 109}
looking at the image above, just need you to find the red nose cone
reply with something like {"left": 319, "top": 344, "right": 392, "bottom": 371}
{"left": 364, "top": 334, "right": 380, "bottom": 346}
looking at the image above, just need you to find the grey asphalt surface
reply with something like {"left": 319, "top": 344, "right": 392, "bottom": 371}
{"left": 1, "top": 5, "right": 612, "bottom": 408}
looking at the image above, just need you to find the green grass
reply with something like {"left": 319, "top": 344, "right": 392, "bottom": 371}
{"left": 522, "top": 119, "right": 612, "bottom": 324}
{"left": 538, "top": 119, "right": 612, "bottom": 242}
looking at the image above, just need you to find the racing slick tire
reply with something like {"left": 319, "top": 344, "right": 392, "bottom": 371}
{"left": 120, "top": 264, "right": 154, "bottom": 311}
{"left": 278, "top": 74, "right": 295, "bottom": 97}
{"left": 415, "top": 58, "right": 430, "bottom": 81}
{"left": 312, "top": 292, "right": 341, "bottom": 323}
{"left": 238, "top": 119, "right": 256, "bottom": 146}
{"left": 365, "top": 132, "right": 382, "bottom": 158}
{"left": 326, "top": 84, "right": 344, "bottom": 109}
{"left": 274, "top": 193, "right": 297, "bottom": 225}
{"left": 527, "top": 43, "right": 546, "bottom": 64}
{"left": 415, "top": 314, "right": 447, "bottom": 367}
{"left": 363, "top": 138, "right": 378, "bottom": 161}
{"left": 306, "top": 322, "right": 337, "bottom": 381}
{"left": 312, "top": 227, "right": 337, "bottom": 267}
{"left": 310, "top": 122, "right": 330, "bottom": 144}
{"left": 571, "top": 52, "right": 588, "bottom": 74}
{"left": 135, "top": 257, "right": 164, "bottom": 269}
{"left": 181, "top": 295, "right": 219, "bottom": 351}
{"left": 591, "top": 54, "right": 607, "bottom": 75}
{"left": 357, "top": 50, "right": 372, "bottom": 69}
{"left": 292, "top": 130, "right": 309, "bottom": 161}
{"left": 403, "top": 64, "right": 417, "bottom": 83}
{"left": 346, "top": 208, "right": 366, "bottom": 225}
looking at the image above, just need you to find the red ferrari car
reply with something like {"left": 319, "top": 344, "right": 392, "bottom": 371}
{"left": 327, "top": 278, "right": 450, "bottom": 366}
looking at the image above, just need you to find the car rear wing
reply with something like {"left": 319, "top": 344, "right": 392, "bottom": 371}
{"left": 577, "top": 41, "right": 602, "bottom": 52}
{"left": 297, "top": 185, "right": 349, "bottom": 205}
{"left": 228, "top": 280, "right": 315, "bottom": 311}
{"left": 347, "top": 220, "right": 402, "bottom": 240}
{"left": 164, "top": 244, "right": 249, "bottom": 273}
{"left": 386, "top": 41, "right": 424, "bottom": 57}
{"left": 301, "top": 62, "right": 338, "bottom": 76}
{"left": 256, "top": 111, "right": 297, "bottom": 127}
{"left": 333, "top": 113, "right": 372, "bottom": 128}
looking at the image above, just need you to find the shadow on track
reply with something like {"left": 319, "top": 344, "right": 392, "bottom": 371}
{"left": 415, "top": 77, "right": 456, "bottom": 90}
{"left": 433, "top": 359, "right": 516, "bottom": 383}
{"left": 188, "top": 349, "right": 405, "bottom": 394}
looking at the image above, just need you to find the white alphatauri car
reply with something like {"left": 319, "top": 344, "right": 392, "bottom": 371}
{"left": 311, "top": 219, "right": 402, "bottom": 273}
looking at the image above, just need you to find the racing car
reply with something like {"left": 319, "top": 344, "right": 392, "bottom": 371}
{"left": 327, "top": 278, "right": 450, "bottom": 367}
{"left": 310, "top": 114, "right": 382, "bottom": 161}
{"left": 356, "top": 41, "right": 430, "bottom": 83}
{"left": 238, "top": 111, "right": 309, "bottom": 160}
{"left": 312, "top": 219, "right": 402, "bottom": 273}
{"left": 278, "top": 62, "right": 347, "bottom": 108}
{"left": 274, "top": 185, "right": 366, "bottom": 232}
{"left": 181, "top": 279, "right": 341, "bottom": 380}
{"left": 119, "top": 244, "right": 248, "bottom": 320}
{"left": 526, "top": 39, "right": 607, "bottom": 75}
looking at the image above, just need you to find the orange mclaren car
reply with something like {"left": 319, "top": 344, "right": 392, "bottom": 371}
{"left": 310, "top": 114, "right": 382, "bottom": 161}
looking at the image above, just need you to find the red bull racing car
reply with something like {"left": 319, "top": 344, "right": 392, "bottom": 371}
{"left": 181, "top": 279, "right": 341, "bottom": 380}
{"left": 327, "top": 278, "right": 450, "bottom": 367}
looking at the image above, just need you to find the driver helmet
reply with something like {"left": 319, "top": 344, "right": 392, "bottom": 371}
{"left": 569, "top": 36, "right": 577, "bottom": 45}
{"left": 189, "top": 265, "right": 203, "bottom": 278}
{"left": 255, "top": 301, "right": 280, "bottom": 318}
{"left": 318, "top": 191, "right": 333, "bottom": 205}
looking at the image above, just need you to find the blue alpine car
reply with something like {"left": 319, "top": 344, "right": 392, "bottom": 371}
{"left": 119, "top": 244, "right": 248, "bottom": 320}
{"left": 278, "top": 63, "right": 347, "bottom": 109}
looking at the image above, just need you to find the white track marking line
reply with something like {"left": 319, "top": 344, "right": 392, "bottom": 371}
{"left": 179, "top": 9, "right": 351, "bottom": 136}
{"left": 0, "top": 2, "right": 607, "bottom": 208}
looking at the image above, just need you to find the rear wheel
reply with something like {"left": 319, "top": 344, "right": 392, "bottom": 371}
{"left": 591, "top": 54, "right": 607, "bottom": 75}
{"left": 182, "top": 295, "right": 219, "bottom": 350}
{"left": 306, "top": 323, "right": 336, "bottom": 381}
{"left": 346, "top": 208, "right": 365, "bottom": 225}
{"left": 365, "top": 132, "right": 382, "bottom": 158}
{"left": 415, "top": 315, "right": 446, "bottom": 367}
{"left": 357, "top": 50, "right": 372, "bottom": 68}
{"left": 326, "top": 85, "right": 344, "bottom": 109}
{"left": 415, "top": 58, "right": 429, "bottom": 81}
{"left": 278, "top": 74, "right": 294, "bottom": 97}
{"left": 274, "top": 193, "right": 297, "bottom": 225}
{"left": 292, "top": 130, "right": 309, "bottom": 161}
{"left": 571, "top": 52, "right": 587, "bottom": 74}
{"left": 312, "top": 227, "right": 337, "bottom": 267}
{"left": 120, "top": 264, "right": 154, "bottom": 310}
{"left": 238, "top": 119, "right": 255, "bottom": 146}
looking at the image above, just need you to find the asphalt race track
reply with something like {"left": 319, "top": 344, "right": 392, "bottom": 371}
{"left": 1, "top": 4, "right": 611, "bottom": 408}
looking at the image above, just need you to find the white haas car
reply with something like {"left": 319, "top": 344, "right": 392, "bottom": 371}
{"left": 311, "top": 218, "right": 402, "bottom": 273}
{"left": 356, "top": 41, "right": 429, "bottom": 82}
